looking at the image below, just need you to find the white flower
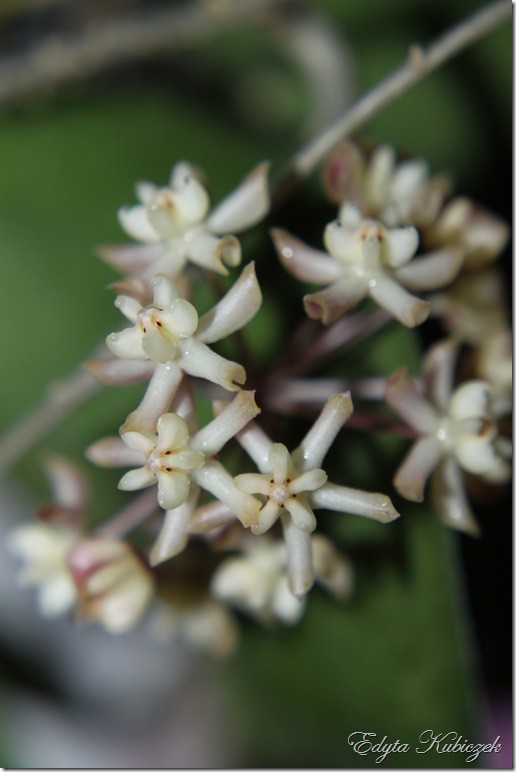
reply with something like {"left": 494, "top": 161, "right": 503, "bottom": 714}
{"left": 386, "top": 340, "right": 512, "bottom": 535}
{"left": 149, "top": 597, "right": 239, "bottom": 658}
{"left": 211, "top": 534, "right": 353, "bottom": 625}
{"left": 87, "top": 390, "right": 261, "bottom": 564}
{"left": 274, "top": 203, "right": 462, "bottom": 326}
{"left": 102, "top": 264, "right": 261, "bottom": 435}
{"left": 231, "top": 393, "right": 399, "bottom": 597}
{"left": 67, "top": 538, "right": 155, "bottom": 635}
{"left": 6, "top": 523, "right": 78, "bottom": 618}
{"left": 99, "top": 161, "right": 270, "bottom": 294}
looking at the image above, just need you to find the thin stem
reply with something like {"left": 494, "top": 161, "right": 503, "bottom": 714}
{"left": 272, "top": 0, "right": 511, "bottom": 200}
{"left": 0, "top": 367, "right": 101, "bottom": 475}
{"left": 95, "top": 487, "right": 160, "bottom": 539}
{"left": 0, "top": 0, "right": 284, "bottom": 104}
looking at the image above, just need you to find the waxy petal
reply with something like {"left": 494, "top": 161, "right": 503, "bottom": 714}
{"left": 285, "top": 498, "right": 317, "bottom": 533}
{"left": 310, "top": 483, "right": 400, "bottom": 522}
{"left": 394, "top": 247, "right": 463, "bottom": 291}
{"left": 118, "top": 205, "right": 160, "bottom": 243}
{"left": 186, "top": 231, "right": 241, "bottom": 274}
{"left": 192, "top": 390, "right": 260, "bottom": 456}
{"left": 234, "top": 473, "right": 271, "bottom": 496}
{"left": 151, "top": 273, "right": 181, "bottom": 308}
{"left": 251, "top": 499, "right": 281, "bottom": 535}
{"left": 86, "top": 436, "right": 148, "bottom": 467}
{"left": 156, "top": 413, "right": 190, "bottom": 452}
{"left": 114, "top": 295, "right": 143, "bottom": 323}
{"left": 281, "top": 514, "right": 313, "bottom": 599}
{"left": 156, "top": 470, "right": 191, "bottom": 510}
{"left": 393, "top": 437, "right": 443, "bottom": 502}
{"left": 177, "top": 337, "right": 245, "bottom": 391}
{"left": 304, "top": 276, "right": 367, "bottom": 325}
{"left": 292, "top": 392, "right": 353, "bottom": 471}
{"left": 269, "top": 443, "right": 293, "bottom": 484}
{"left": 449, "top": 380, "right": 491, "bottom": 421}
{"left": 118, "top": 466, "right": 156, "bottom": 492}
{"left": 150, "top": 489, "right": 199, "bottom": 566}
{"left": 121, "top": 362, "right": 183, "bottom": 435}
{"left": 386, "top": 366, "right": 438, "bottom": 433}
{"left": 207, "top": 162, "right": 270, "bottom": 234}
{"left": 191, "top": 460, "right": 259, "bottom": 528}
{"left": 289, "top": 469, "right": 327, "bottom": 494}
{"left": 368, "top": 273, "right": 430, "bottom": 327}
{"left": 272, "top": 229, "right": 343, "bottom": 283}
{"left": 106, "top": 327, "right": 146, "bottom": 360}
{"left": 196, "top": 263, "right": 262, "bottom": 344}
{"left": 382, "top": 226, "right": 419, "bottom": 267}
{"left": 454, "top": 436, "right": 510, "bottom": 482}
{"left": 431, "top": 457, "right": 480, "bottom": 536}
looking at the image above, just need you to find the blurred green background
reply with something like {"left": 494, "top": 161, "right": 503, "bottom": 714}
{"left": 0, "top": 0, "right": 510, "bottom": 767}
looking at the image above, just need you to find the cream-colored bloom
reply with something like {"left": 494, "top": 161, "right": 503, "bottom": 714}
{"left": 67, "top": 538, "right": 154, "bottom": 634}
{"left": 232, "top": 393, "right": 399, "bottom": 597}
{"left": 100, "top": 161, "right": 270, "bottom": 294}
{"left": 386, "top": 340, "right": 512, "bottom": 535}
{"left": 274, "top": 203, "right": 462, "bottom": 326}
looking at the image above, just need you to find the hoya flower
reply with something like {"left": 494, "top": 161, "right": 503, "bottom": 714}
{"left": 5, "top": 455, "right": 86, "bottom": 618}
{"left": 87, "top": 390, "right": 261, "bottom": 565}
{"left": 67, "top": 538, "right": 154, "bottom": 635}
{"left": 386, "top": 340, "right": 512, "bottom": 535}
{"left": 99, "top": 161, "right": 270, "bottom": 295}
{"left": 149, "top": 597, "right": 239, "bottom": 658}
{"left": 322, "top": 140, "right": 451, "bottom": 228}
{"left": 230, "top": 393, "right": 399, "bottom": 598}
{"left": 100, "top": 263, "right": 261, "bottom": 434}
{"left": 211, "top": 534, "right": 353, "bottom": 625}
{"left": 274, "top": 203, "right": 462, "bottom": 326}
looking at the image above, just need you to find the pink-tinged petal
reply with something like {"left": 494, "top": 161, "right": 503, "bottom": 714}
{"left": 96, "top": 243, "right": 164, "bottom": 274}
{"left": 386, "top": 366, "right": 438, "bottom": 433}
{"left": 289, "top": 469, "right": 327, "bottom": 494}
{"left": 117, "top": 205, "right": 160, "bottom": 243}
{"left": 234, "top": 473, "right": 270, "bottom": 496}
{"left": 392, "top": 437, "right": 443, "bottom": 502}
{"left": 156, "top": 470, "right": 191, "bottom": 510}
{"left": 149, "top": 490, "right": 199, "bottom": 566}
{"left": 292, "top": 392, "right": 353, "bottom": 471}
{"left": 106, "top": 327, "right": 146, "bottom": 360}
{"left": 382, "top": 226, "right": 419, "bottom": 267}
{"left": 151, "top": 273, "right": 181, "bottom": 307}
{"left": 368, "top": 273, "right": 430, "bottom": 327}
{"left": 186, "top": 231, "right": 241, "bottom": 275}
{"left": 118, "top": 467, "right": 156, "bottom": 492}
{"left": 121, "top": 362, "right": 183, "bottom": 435}
{"left": 251, "top": 499, "right": 280, "bottom": 535}
{"left": 310, "top": 483, "right": 400, "bottom": 522}
{"left": 207, "top": 162, "right": 270, "bottom": 234}
{"left": 322, "top": 141, "right": 364, "bottom": 205}
{"left": 189, "top": 501, "right": 236, "bottom": 533}
{"left": 423, "top": 339, "right": 458, "bottom": 412}
{"left": 285, "top": 498, "right": 317, "bottom": 533}
{"left": 196, "top": 263, "right": 262, "bottom": 344}
{"left": 83, "top": 357, "right": 154, "bottom": 385}
{"left": 156, "top": 413, "right": 189, "bottom": 451}
{"left": 272, "top": 229, "right": 342, "bottom": 284}
{"left": 304, "top": 276, "right": 367, "bottom": 325}
{"left": 114, "top": 295, "right": 142, "bottom": 323}
{"left": 43, "top": 455, "right": 89, "bottom": 511}
{"left": 86, "top": 436, "right": 146, "bottom": 468}
{"left": 177, "top": 337, "right": 245, "bottom": 391}
{"left": 430, "top": 458, "right": 480, "bottom": 536}
{"left": 191, "top": 460, "right": 260, "bottom": 528}
{"left": 192, "top": 390, "right": 260, "bottom": 456}
{"left": 281, "top": 514, "right": 313, "bottom": 599}
{"left": 449, "top": 380, "right": 491, "bottom": 421}
{"left": 394, "top": 247, "right": 463, "bottom": 291}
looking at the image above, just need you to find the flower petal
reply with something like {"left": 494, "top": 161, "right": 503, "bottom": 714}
{"left": 196, "top": 263, "right": 262, "bottom": 344}
{"left": 106, "top": 327, "right": 146, "bottom": 360}
{"left": 285, "top": 498, "right": 317, "bottom": 533}
{"left": 156, "top": 412, "right": 189, "bottom": 451}
{"left": 150, "top": 489, "right": 199, "bottom": 565}
{"left": 449, "top": 380, "right": 491, "bottom": 421}
{"left": 292, "top": 392, "right": 353, "bottom": 471}
{"left": 186, "top": 230, "right": 241, "bottom": 274}
{"left": 191, "top": 460, "right": 260, "bottom": 528}
{"left": 177, "top": 337, "right": 246, "bottom": 391}
{"left": 118, "top": 467, "right": 156, "bottom": 492}
{"left": 386, "top": 366, "right": 438, "bottom": 433}
{"left": 251, "top": 499, "right": 280, "bottom": 535}
{"left": 310, "top": 482, "right": 400, "bottom": 522}
{"left": 454, "top": 436, "right": 511, "bottom": 482}
{"left": 268, "top": 443, "right": 292, "bottom": 484}
{"left": 430, "top": 458, "right": 480, "bottom": 536}
{"left": 382, "top": 226, "right": 419, "bottom": 267}
{"left": 121, "top": 362, "right": 183, "bottom": 435}
{"left": 84, "top": 357, "right": 154, "bottom": 385}
{"left": 394, "top": 247, "right": 463, "bottom": 291}
{"left": 281, "top": 514, "right": 313, "bottom": 599}
{"left": 272, "top": 229, "right": 343, "bottom": 283}
{"left": 289, "top": 468, "right": 327, "bottom": 494}
{"left": 192, "top": 390, "right": 260, "bottom": 456}
{"left": 151, "top": 273, "right": 181, "bottom": 308}
{"left": 368, "top": 273, "right": 430, "bottom": 327}
{"left": 393, "top": 437, "right": 442, "bottom": 501}
{"left": 86, "top": 436, "right": 148, "bottom": 467}
{"left": 118, "top": 205, "right": 160, "bottom": 243}
{"left": 234, "top": 473, "right": 270, "bottom": 496}
{"left": 114, "top": 295, "right": 142, "bottom": 323}
{"left": 207, "top": 162, "right": 270, "bottom": 234}
{"left": 304, "top": 277, "right": 367, "bottom": 325}
{"left": 423, "top": 339, "right": 459, "bottom": 413}
{"left": 156, "top": 470, "right": 191, "bottom": 510}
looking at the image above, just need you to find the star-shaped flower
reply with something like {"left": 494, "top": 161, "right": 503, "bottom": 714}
{"left": 274, "top": 202, "right": 462, "bottom": 326}
{"left": 87, "top": 390, "right": 261, "bottom": 564}
{"left": 99, "top": 161, "right": 270, "bottom": 296}
{"left": 229, "top": 392, "right": 399, "bottom": 597}
{"left": 99, "top": 263, "right": 261, "bottom": 435}
{"left": 386, "top": 340, "right": 512, "bottom": 535}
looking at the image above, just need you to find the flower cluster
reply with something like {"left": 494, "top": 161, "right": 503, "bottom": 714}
{"left": 5, "top": 144, "right": 510, "bottom": 654}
